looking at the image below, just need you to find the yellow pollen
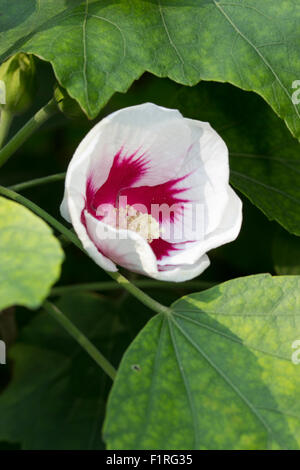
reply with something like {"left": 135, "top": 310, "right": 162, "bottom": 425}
{"left": 114, "top": 205, "right": 160, "bottom": 243}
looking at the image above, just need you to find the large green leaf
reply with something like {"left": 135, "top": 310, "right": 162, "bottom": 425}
{"left": 0, "top": 293, "right": 128, "bottom": 449}
{"left": 0, "top": 197, "right": 63, "bottom": 311}
{"left": 103, "top": 274, "right": 300, "bottom": 450}
{"left": 1, "top": 1, "right": 300, "bottom": 140}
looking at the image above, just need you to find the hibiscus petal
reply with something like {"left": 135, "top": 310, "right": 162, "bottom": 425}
{"left": 80, "top": 103, "right": 195, "bottom": 198}
{"left": 157, "top": 186, "right": 242, "bottom": 267}
{"left": 183, "top": 118, "right": 230, "bottom": 235}
{"left": 154, "top": 117, "right": 233, "bottom": 247}
{"left": 84, "top": 211, "right": 158, "bottom": 276}
{"left": 67, "top": 192, "right": 117, "bottom": 272}
{"left": 152, "top": 254, "right": 210, "bottom": 282}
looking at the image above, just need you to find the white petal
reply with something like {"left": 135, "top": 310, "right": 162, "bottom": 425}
{"left": 153, "top": 254, "right": 210, "bottom": 282}
{"left": 158, "top": 186, "right": 242, "bottom": 267}
{"left": 159, "top": 117, "right": 230, "bottom": 245}
{"left": 84, "top": 211, "right": 158, "bottom": 276}
{"left": 60, "top": 194, "right": 71, "bottom": 222}
{"left": 203, "top": 186, "right": 243, "bottom": 253}
{"left": 60, "top": 128, "right": 102, "bottom": 222}
{"left": 183, "top": 118, "right": 230, "bottom": 234}
{"left": 67, "top": 194, "right": 117, "bottom": 272}
{"left": 89, "top": 103, "right": 194, "bottom": 188}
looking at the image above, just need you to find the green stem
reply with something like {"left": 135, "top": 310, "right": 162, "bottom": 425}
{"left": 108, "top": 272, "right": 172, "bottom": 315}
{"left": 0, "top": 185, "right": 82, "bottom": 250}
{"left": 0, "top": 186, "right": 172, "bottom": 316}
{"left": 51, "top": 279, "right": 215, "bottom": 296}
{"left": 0, "top": 109, "right": 13, "bottom": 148}
{"left": 43, "top": 301, "right": 116, "bottom": 381}
{"left": 0, "top": 98, "right": 58, "bottom": 168}
{"left": 9, "top": 172, "right": 66, "bottom": 192}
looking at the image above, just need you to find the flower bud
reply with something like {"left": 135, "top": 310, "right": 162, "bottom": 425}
{"left": 0, "top": 53, "right": 36, "bottom": 116}
{"left": 54, "top": 84, "right": 84, "bottom": 119}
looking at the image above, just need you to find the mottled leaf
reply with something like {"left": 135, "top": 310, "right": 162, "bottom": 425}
{"left": 0, "top": 197, "right": 63, "bottom": 311}
{"left": 104, "top": 274, "right": 300, "bottom": 450}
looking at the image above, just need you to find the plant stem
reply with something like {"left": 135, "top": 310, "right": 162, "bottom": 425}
{"left": 0, "top": 98, "right": 58, "bottom": 168}
{"left": 51, "top": 279, "right": 215, "bottom": 296}
{"left": 0, "top": 186, "right": 173, "bottom": 316}
{"left": 0, "top": 109, "right": 13, "bottom": 148}
{"left": 43, "top": 301, "right": 116, "bottom": 381}
{"left": 0, "top": 185, "right": 82, "bottom": 250}
{"left": 107, "top": 272, "right": 172, "bottom": 315}
{"left": 9, "top": 172, "right": 66, "bottom": 192}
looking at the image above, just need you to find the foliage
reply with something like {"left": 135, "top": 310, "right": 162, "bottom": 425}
{"left": 104, "top": 275, "right": 300, "bottom": 450}
{"left": 0, "top": 197, "right": 63, "bottom": 311}
{"left": 0, "top": 0, "right": 300, "bottom": 451}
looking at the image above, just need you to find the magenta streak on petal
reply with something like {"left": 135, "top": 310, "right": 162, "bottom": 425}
{"left": 150, "top": 238, "right": 180, "bottom": 261}
{"left": 150, "top": 237, "right": 195, "bottom": 262}
{"left": 85, "top": 148, "right": 149, "bottom": 218}
{"left": 81, "top": 148, "right": 149, "bottom": 257}
{"left": 81, "top": 147, "right": 195, "bottom": 264}
{"left": 119, "top": 175, "right": 191, "bottom": 223}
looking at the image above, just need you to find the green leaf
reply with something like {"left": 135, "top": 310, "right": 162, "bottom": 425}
{"left": 272, "top": 228, "right": 300, "bottom": 275}
{"left": 0, "top": 196, "right": 63, "bottom": 311}
{"left": 0, "top": 293, "right": 127, "bottom": 449}
{"left": 1, "top": 1, "right": 300, "bottom": 140}
{"left": 103, "top": 274, "right": 300, "bottom": 450}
